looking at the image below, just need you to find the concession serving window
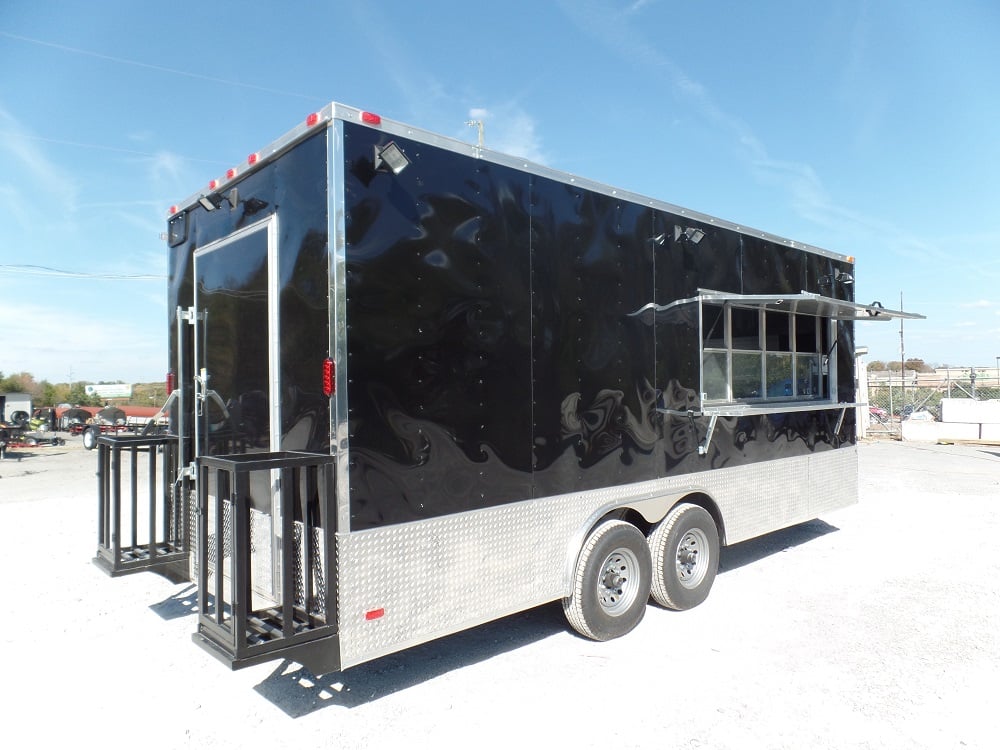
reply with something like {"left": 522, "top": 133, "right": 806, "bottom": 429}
{"left": 652, "top": 289, "right": 924, "bottom": 453}
{"left": 697, "top": 288, "right": 922, "bottom": 411}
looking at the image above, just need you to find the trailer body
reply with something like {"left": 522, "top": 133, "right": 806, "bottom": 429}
{"left": 98, "top": 103, "right": 919, "bottom": 674}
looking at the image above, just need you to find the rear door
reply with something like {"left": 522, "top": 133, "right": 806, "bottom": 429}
{"left": 193, "top": 218, "right": 285, "bottom": 600}
{"left": 193, "top": 218, "right": 279, "bottom": 459}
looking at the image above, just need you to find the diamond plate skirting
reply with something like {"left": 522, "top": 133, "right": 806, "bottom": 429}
{"left": 337, "top": 446, "right": 858, "bottom": 668}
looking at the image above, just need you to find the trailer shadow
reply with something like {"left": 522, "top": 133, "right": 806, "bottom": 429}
{"left": 719, "top": 518, "right": 839, "bottom": 573}
{"left": 148, "top": 584, "right": 199, "bottom": 620}
{"left": 253, "top": 602, "right": 568, "bottom": 717}
{"left": 0, "top": 449, "right": 71, "bottom": 462}
{"left": 251, "top": 519, "right": 839, "bottom": 717}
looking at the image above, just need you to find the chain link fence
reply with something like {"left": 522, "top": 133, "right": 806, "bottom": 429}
{"left": 865, "top": 369, "right": 1000, "bottom": 437}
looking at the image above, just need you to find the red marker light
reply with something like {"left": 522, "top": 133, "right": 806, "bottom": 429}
{"left": 361, "top": 111, "right": 382, "bottom": 125}
{"left": 168, "top": 205, "right": 178, "bottom": 215}
{"left": 306, "top": 112, "right": 320, "bottom": 127}
{"left": 165, "top": 371, "right": 175, "bottom": 397}
{"left": 365, "top": 608, "right": 385, "bottom": 621}
{"left": 208, "top": 179, "right": 219, "bottom": 190}
{"left": 322, "top": 358, "right": 335, "bottom": 397}
{"left": 226, "top": 167, "right": 237, "bottom": 180}
{"left": 247, "top": 152, "right": 259, "bottom": 166}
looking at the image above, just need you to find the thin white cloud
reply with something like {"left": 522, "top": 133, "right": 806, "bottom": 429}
{"left": 347, "top": 1, "right": 450, "bottom": 125}
{"left": 552, "top": 1, "right": 959, "bottom": 268}
{"left": 346, "top": 1, "right": 549, "bottom": 166}
{"left": 0, "top": 299, "right": 164, "bottom": 382}
{"left": 147, "top": 151, "right": 189, "bottom": 188}
{"left": 960, "top": 299, "right": 994, "bottom": 309}
{"left": 0, "top": 105, "right": 80, "bottom": 214}
{"left": 627, "top": 0, "right": 656, "bottom": 14}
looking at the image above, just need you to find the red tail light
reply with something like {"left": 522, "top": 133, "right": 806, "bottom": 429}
{"left": 323, "top": 358, "right": 335, "bottom": 397}
{"left": 165, "top": 371, "right": 175, "bottom": 396}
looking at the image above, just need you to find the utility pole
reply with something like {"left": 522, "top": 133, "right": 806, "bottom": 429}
{"left": 899, "top": 291, "right": 905, "bottom": 415}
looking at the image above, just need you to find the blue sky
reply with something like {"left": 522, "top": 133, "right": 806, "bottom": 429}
{"left": 2, "top": 0, "right": 999, "bottom": 385}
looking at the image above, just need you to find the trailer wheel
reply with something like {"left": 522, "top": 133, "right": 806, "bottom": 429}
{"left": 648, "top": 503, "right": 719, "bottom": 611}
{"left": 82, "top": 426, "right": 99, "bottom": 450}
{"left": 563, "top": 520, "right": 651, "bottom": 641}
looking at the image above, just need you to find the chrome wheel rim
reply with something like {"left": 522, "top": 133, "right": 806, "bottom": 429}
{"left": 597, "top": 547, "right": 642, "bottom": 616}
{"left": 675, "top": 528, "right": 710, "bottom": 589}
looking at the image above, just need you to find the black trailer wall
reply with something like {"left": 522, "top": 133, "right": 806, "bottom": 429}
{"left": 341, "top": 123, "right": 856, "bottom": 530}
{"left": 343, "top": 123, "right": 536, "bottom": 525}
{"left": 167, "top": 130, "right": 331, "bottom": 459}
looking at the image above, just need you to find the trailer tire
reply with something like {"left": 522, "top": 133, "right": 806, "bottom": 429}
{"left": 648, "top": 503, "right": 719, "bottom": 611}
{"left": 82, "top": 426, "right": 99, "bottom": 450}
{"left": 563, "top": 520, "right": 651, "bottom": 641}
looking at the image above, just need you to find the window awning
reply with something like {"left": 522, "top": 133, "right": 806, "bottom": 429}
{"left": 697, "top": 289, "right": 924, "bottom": 321}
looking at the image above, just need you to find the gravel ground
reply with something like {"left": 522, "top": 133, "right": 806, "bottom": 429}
{"left": 1, "top": 437, "right": 998, "bottom": 749}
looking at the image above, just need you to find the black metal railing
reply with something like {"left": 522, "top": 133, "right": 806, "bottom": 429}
{"left": 94, "top": 434, "right": 191, "bottom": 579}
{"left": 192, "top": 451, "right": 338, "bottom": 671}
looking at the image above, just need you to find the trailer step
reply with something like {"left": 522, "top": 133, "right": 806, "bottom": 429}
{"left": 94, "top": 434, "right": 190, "bottom": 579}
{"left": 194, "top": 451, "right": 339, "bottom": 672}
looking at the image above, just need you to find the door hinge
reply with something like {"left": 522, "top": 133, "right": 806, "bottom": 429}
{"left": 177, "top": 306, "right": 204, "bottom": 325}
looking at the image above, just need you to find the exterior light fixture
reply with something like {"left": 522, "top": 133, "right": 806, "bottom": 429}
{"left": 374, "top": 142, "right": 410, "bottom": 175}
{"left": 674, "top": 226, "right": 705, "bottom": 244}
{"left": 198, "top": 194, "right": 223, "bottom": 211}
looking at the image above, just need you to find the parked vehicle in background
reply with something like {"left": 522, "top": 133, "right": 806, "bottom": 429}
{"left": 869, "top": 405, "right": 889, "bottom": 423}
{"left": 60, "top": 407, "right": 97, "bottom": 432}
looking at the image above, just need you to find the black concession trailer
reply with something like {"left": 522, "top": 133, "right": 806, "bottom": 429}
{"left": 94, "top": 102, "right": 921, "bottom": 674}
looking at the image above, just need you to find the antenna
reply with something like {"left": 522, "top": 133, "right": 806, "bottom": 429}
{"left": 466, "top": 119, "right": 484, "bottom": 148}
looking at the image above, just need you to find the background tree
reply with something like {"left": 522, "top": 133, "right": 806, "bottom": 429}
{"left": 904, "top": 358, "right": 934, "bottom": 373}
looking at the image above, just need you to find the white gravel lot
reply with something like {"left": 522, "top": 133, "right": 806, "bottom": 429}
{"left": 1, "top": 437, "right": 998, "bottom": 749}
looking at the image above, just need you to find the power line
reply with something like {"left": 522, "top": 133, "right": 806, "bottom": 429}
{"left": 0, "top": 130, "right": 228, "bottom": 166}
{"left": 0, "top": 264, "right": 164, "bottom": 281}
{"left": 0, "top": 31, "right": 324, "bottom": 103}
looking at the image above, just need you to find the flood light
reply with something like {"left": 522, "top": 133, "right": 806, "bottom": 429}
{"left": 673, "top": 226, "right": 705, "bottom": 244}
{"left": 198, "top": 194, "right": 223, "bottom": 211}
{"left": 374, "top": 142, "right": 410, "bottom": 175}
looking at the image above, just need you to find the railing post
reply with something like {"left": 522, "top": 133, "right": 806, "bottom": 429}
{"left": 233, "top": 468, "right": 252, "bottom": 652}
{"left": 111, "top": 444, "right": 122, "bottom": 566}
